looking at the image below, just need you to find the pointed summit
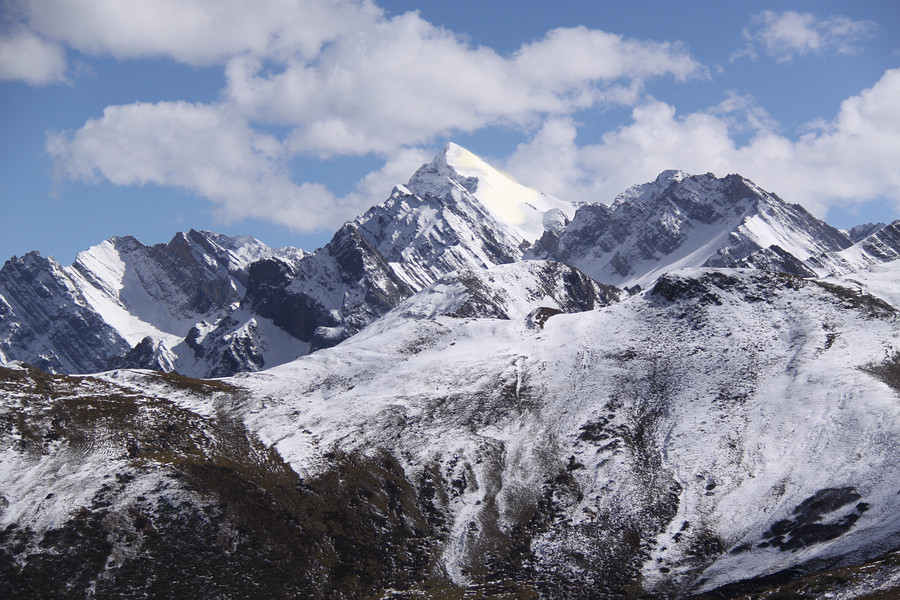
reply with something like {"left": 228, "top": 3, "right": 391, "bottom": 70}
{"left": 407, "top": 143, "right": 576, "bottom": 243}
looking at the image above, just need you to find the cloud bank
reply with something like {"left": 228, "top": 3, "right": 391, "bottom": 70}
{"left": 505, "top": 68, "right": 900, "bottom": 218}
{"left": 3, "top": 1, "right": 897, "bottom": 232}
{"left": 19, "top": 0, "right": 704, "bottom": 230}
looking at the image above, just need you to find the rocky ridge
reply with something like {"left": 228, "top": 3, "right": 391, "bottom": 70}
{"left": 529, "top": 170, "right": 854, "bottom": 289}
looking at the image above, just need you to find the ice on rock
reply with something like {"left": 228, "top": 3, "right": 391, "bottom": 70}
{"left": 542, "top": 208, "right": 569, "bottom": 235}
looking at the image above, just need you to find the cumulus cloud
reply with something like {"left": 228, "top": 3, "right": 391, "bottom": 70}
{"left": 11, "top": 0, "right": 380, "bottom": 65}
{"left": 504, "top": 68, "right": 900, "bottom": 219}
{"left": 503, "top": 117, "right": 593, "bottom": 201}
{"left": 37, "top": 0, "right": 706, "bottom": 232}
{"left": 45, "top": 101, "right": 340, "bottom": 230}
{"left": 709, "top": 91, "right": 779, "bottom": 134}
{"left": 231, "top": 16, "right": 705, "bottom": 157}
{"left": 0, "top": 28, "right": 66, "bottom": 84}
{"left": 28, "top": 1, "right": 898, "bottom": 234}
{"left": 734, "top": 10, "right": 876, "bottom": 62}
{"left": 45, "top": 101, "right": 436, "bottom": 231}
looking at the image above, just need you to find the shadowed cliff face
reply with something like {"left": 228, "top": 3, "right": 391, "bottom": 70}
{"left": 0, "top": 252, "right": 131, "bottom": 373}
{"left": 243, "top": 223, "right": 415, "bottom": 352}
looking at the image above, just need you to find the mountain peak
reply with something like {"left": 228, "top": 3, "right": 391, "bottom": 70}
{"left": 406, "top": 143, "right": 576, "bottom": 243}
{"left": 655, "top": 169, "right": 690, "bottom": 185}
{"left": 614, "top": 169, "right": 696, "bottom": 208}
{"left": 535, "top": 171, "right": 851, "bottom": 287}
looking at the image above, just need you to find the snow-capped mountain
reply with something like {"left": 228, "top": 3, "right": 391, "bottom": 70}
{"left": 0, "top": 230, "right": 307, "bottom": 375}
{"left": 187, "top": 143, "right": 582, "bottom": 361}
{"left": 529, "top": 170, "right": 853, "bottom": 289}
{"left": 1, "top": 148, "right": 894, "bottom": 381}
{"left": 0, "top": 144, "right": 583, "bottom": 378}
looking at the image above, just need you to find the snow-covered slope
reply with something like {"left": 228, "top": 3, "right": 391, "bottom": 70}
{"left": 806, "top": 220, "right": 900, "bottom": 277}
{"left": 440, "top": 142, "right": 575, "bottom": 243}
{"left": 826, "top": 256, "right": 900, "bottom": 311}
{"left": 0, "top": 230, "right": 308, "bottom": 375}
{"left": 387, "top": 259, "right": 621, "bottom": 322}
{"left": 530, "top": 171, "right": 852, "bottom": 289}
{"left": 8, "top": 265, "right": 896, "bottom": 597}
{"left": 229, "top": 266, "right": 900, "bottom": 596}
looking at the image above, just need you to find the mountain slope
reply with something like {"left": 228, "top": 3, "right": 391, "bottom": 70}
{"left": 806, "top": 219, "right": 900, "bottom": 277}
{"left": 530, "top": 170, "right": 852, "bottom": 288}
{"left": 4, "top": 265, "right": 899, "bottom": 598}
{"left": 4, "top": 147, "right": 900, "bottom": 597}
{"left": 0, "top": 230, "right": 306, "bottom": 375}
{"left": 239, "top": 144, "right": 583, "bottom": 353}
{"left": 230, "top": 266, "right": 900, "bottom": 596}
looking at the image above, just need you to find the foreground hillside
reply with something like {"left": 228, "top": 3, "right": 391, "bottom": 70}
{"left": 3, "top": 264, "right": 900, "bottom": 598}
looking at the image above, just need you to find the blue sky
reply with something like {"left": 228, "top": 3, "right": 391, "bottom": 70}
{"left": 2, "top": 1, "right": 899, "bottom": 264}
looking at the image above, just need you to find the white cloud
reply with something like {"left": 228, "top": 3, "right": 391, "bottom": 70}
{"left": 504, "top": 117, "right": 593, "bottom": 202}
{"left": 0, "top": 28, "right": 66, "bottom": 84}
{"left": 29, "top": 1, "right": 899, "bottom": 235}
{"left": 45, "top": 101, "right": 435, "bottom": 232}
{"left": 709, "top": 91, "right": 779, "bottom": 134}
{"left": 36, "top": 1, "right": 707, "bottom": 232}
{"left": 46, "top": 101, "right": 340, "bottom": 230}
{"left": 505, "top": 68, "right": 900, "bottom": 220}
{"left": 14, "top": 0, "right": 381, "bottom": 65}
{"left": 505, "top": 104, "right": 740, "bottom": 206}
{"left": 230, "top": 15, "right": 705, "bottom": 157}
{"left": 735, "top": 10, "right": 876, "bottom": 63}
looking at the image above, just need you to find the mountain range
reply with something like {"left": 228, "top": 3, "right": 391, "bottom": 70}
{"left": 2, "top": 144, "right": 900, "bottom": 598}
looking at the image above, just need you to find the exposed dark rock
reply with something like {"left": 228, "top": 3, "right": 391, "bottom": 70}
{"left": 526, "top": 306, "right": 564, "bottom": 329}
{"left": 730, "top": 244, "right": 819, "bottom": 278}
{"left": 0, "top": 252, "right": 130, "bottom": 373}
{"left": 245, "top": 224, "right": 414, "bottom": 352}
{"left": 109, "top": 336, "right": 167, "bottom": 371}
{"left": 759, "top": 488, "right": 865, "bottom": 552}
